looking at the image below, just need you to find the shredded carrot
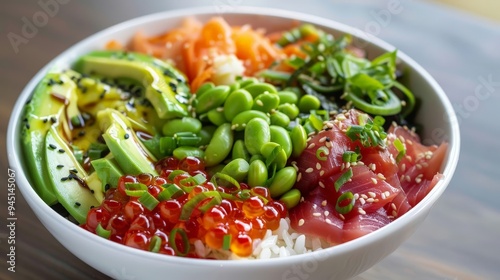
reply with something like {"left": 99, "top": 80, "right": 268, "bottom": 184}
{"left": 112, "top": 17, "right": 286, "bottom": 92}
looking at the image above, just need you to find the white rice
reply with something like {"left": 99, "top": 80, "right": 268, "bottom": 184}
{"left": 205, "top": 218, "right": 327, "bottom": 260}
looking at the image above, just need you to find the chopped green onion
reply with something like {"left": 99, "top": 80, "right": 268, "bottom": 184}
{"left": 342, "top": 151, "right": 358, "bottom": 163}
{"left": 316, "top": 146, "right": 329, "bottom": 161}
{"left": 167, "top": 170, "right": 187, "bottom": 181}
{"left": 180, "top": 191, "right": 222, "bottom": 221}
{"left": 160, "top": 136, "right": 176, "bottom": 156}
{"left": 87, "top": 142, "right": 109, "bottom": 160}
{"left": 393, "top": 138, "right": 406, "bottom": 163}
{"left": 149, "top": 235, "right": 162, "bottom": 253}
{"left": 237, "top": 189, "right": 251, "bottom": 201}
{"left": 176, "top": 136, "right": 202, "bottom": 146}
{"left": 96, "top": 223, "right": 111, "bottom": 239}
{"left": 258, "top": 69, "right": 291, "bottom": 82}
{"left": 222, "top": 234, "right": 232, "bottom": 250}
{"left": 308, "top": 113, "right": 324, "bottom": 131}
{"left": 211, "top": 173, "right": 240, "bottom": 191}
{"left": 180, "top": 173, "right": 207, "bottom": 187}
{"left": 174, "top": 132, "right": 197, "bottom": 137}
{"left": 198, "top": 195, "right": 222, "bottom": 213}
{"left": 124, "top": 182, "right": 148, "bottom": 197}
{"left": 169, "top": 228, "right": 190, "bottom": 256}
{"left": 335, "top": 191, "right": 354, "bottom": 214}
{"left": 346, "top": 117, "right": 387, "bottom": 148}
{"left": 138, "top": 191, "right": 159, "bottom": 211}
{"left": 158, "top": 184, "right": 185, "bottom": 201}
{"left": 72, "top": 145, "right": 84, "bottom": 165}
{"left": 334, "top": 167, "right": 353, "bottom": 192}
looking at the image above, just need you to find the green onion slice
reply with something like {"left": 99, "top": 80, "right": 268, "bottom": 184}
{"left": 316, "top": 146, "right": 329, "bottom": 161}
{"left": 169, "top": 228, "right": 190, "bottom": 256}
{"left": 393, "top": 138, "right": 406, "bottom": 163}
{"left": 335, "top": 191, "right": 355, "bottom": 214}
{"left": 222, "top": 234, "right": 232, "bottom": 250}
{"left": 334, "top": 167, "right": 353, "bottom": 192}
{"left": 138, "top": 191, "right": 159, "bottom": 211}
{"left": 125, "top": 182, "right": 148, "bottom": 197}
{"left": 211, "top": 173, "right": 240, "bottom": 191}
{"left": 149, "top": 235, "right": 162, "bottom": 253}
{"left": 167, "top": 170, "right": 188, "bottom": 181}
{"left": 158, "top": 184, "right": 185, "bottom": 201}
{"left": 180, "top": 191, "right": 222, "bottom": 221}
{"left": 96, "top": 223, "right": 111, "bottom": 239}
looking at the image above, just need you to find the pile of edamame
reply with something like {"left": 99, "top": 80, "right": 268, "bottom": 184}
{"left": 157, "top": 78, "right": 326, "bottom": 209}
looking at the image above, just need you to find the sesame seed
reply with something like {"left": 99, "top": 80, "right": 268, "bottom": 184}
{"left": 313, "top": 212, "right": 321, "bottom": 217}
{"left": 339, "top": 214, "right": 345, "bottom": 220}
{"left": 318, "top": 181, "right": 325, "bottom": 188}
{"left": 48, "top": 144, "right": 57, "bottom": 150}
{"left": 358, "top": 208, "right": 366, "bottom": 215}
{"left": 305, "top": 168, "right": 314, "bottom": 173}
{"left": 325, "top": 141, "right": 332, "bottom": 148}
{"left": 321, "top": 200, "right": 327, "bottom": 206}
{"left": 346, "top": 162, "right": 351, "bottom": 169}
{"left": 371, "top": 178, "right": 378, "bottom": 184}
{"left": 56, "top": 164, "right": 64, "bottom": 169}
{"left": 325, "top": 219, "right": 333, "bottom": 225}
{"left": 353, "top": 193, "right": 359, "bottom": 200}
{"left": 298, "top": 219, "right": 305, "bottom": 226}
{"left": 316, "top": 162, "right": 321, "bottom": 170}
{"left": 324, "top": 211, "right": 329, "bottom": 216}
{"left": 384, "top": 191, "right": 391, "bottom": 198}
{"left": 381, "top": 192, "right": 386, "bottom": 199}
{"left": 307, "top": 143, "right": 316, "bottom": 149}
{"left": 361, "top": 194, "right": 368, "bottom": 199}
{"left": 377, "top": 173, "right": 386, "bottom": 180}
{"left": 297, "top": 172, "right": 302, "bottom": 182}
{"left": 124, "top": 133, "right": 130, "bottom": 139}
{"left": 359, "top": 197, "right": 366, "bottom": 205}
{"left": 319, "top": 170, "right": 325, "bottom": 176}
{"left": 407, "top": 139, "right": 413, "bottom": 145}
{"left": 416, "top": 163, "right": 422, "bottom": 169}
{"left": 405, "top": 175, "right": 411, "bottom": 182}
{"left": 300, "top": 197, "right": 305, "bottom": 202}
{"left": 392, "top": 210, "right": 398, "bottom": 217}
{"left": 370, "top": 163, "right": 377, "bottom": 171}
{"left": 319, "top": 136, "right": 327, "bottom": 143}
{"left": 366, "top": 198, "right": 375, "bottom": 203}
{"left": 415, "top": 177, "right": 422, "bottom": 183}
{"left": 58, "top": 149, "right": 65, "bottom": 153}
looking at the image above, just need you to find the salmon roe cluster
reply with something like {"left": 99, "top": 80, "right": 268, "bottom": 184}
{"left": 81, "top": 156, "right": 287, "bottom": 258}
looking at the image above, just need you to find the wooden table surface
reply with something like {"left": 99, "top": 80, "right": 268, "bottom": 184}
{"left": 1, "top": 0, "right": 499, "bottom": 279}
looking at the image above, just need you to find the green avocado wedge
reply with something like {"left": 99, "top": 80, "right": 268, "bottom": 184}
{"left": 22, "top": 72, "right": 79, "bottom": 205}
{"left": 73, "top": 50, "right": 189, "bottom": 119}
{"left": 97, "top": 108, "right": 158, "bottom": 176}
{"left": 45, "top": 127, "right": 99, "bottom": 224}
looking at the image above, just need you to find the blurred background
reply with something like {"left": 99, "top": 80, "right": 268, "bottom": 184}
{"left": 430, "top": 0, "right": 500, "bottom": 22}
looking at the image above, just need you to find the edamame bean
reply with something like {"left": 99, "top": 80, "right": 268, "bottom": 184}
{"left": 231, "top": 110, "right": 270, "bottom": 131}
{"left": 278, "top": 90, "right": 299, "bottom": 105}
{"left": 244, "top": 118, "right": 270, "bottom": 156}
{"left": 270, "top": 125, "right": 292, "bottom": 158}
{"left": 229, "top": 81, "right": 240, "bottom": 93}
{"left": 249, "top": 154, "right": 265, "bottom": 163}
{"left": 162, "top": 117, "right": 202, "bottom": 136}
{"left": 239, "top": 77, "right": 259, "bottom": 88}
{"left": 277, "top": 103, "right": 300, "bottom": 119}
{"left": 291, "top": 124, "right": 308, "bottom": 158}
{"left": 221, "top": 158, "right": 250, "bottom": 182}
{"left": 223, "top": 89, "right": 253, "bottom": 121}
{"left": 204, "top": 123, "right": 234, "bottom": 167}
{"left": 247, "top": 159, "right": 268, "bottom": 188}
{"left": 252, "top": 93, "right": 280, "bottom": 113}
{"left": 270, "top": 111, "right": 291, "bottom": 128}
{"left": 232, "top": 139, "right": 250, "bottom": 161}
{"left": 260, "top": 142, "right": 287, "bottom": 170}
{"left": 244, "top": 83, "right": 278, "bottom": 99}
{"left": 195, "top": 85, "right": 230, "bottom": 114}
{"left": 279, "top": 189, "right": 301, "bottom": 209}
{"left": 268, "top": 167, "right": 297, "bottom": 197}
{"left": 207, "top": 108, "right": 227, "bottom": 126}
{"left": 195, "top": 82, "right": 215, "bottom": 97}
{"left": 197, "top": 125, "right": 217, "bottom": 146}
{"left": 298, "top": 95, "right": 321, "bottom": 113}
{"left": 173, "top": 146, "right": 205, "bottom": 160}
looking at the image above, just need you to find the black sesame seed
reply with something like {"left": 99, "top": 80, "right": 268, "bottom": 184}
{"left": 124, "top": 133, "right": 130, "bottom": 140}
{"left": 156, "top": 89, "right": 162, "bottom": 94}
{"left": 25, "top": 123, "right": 30, "bottom": 129}
{"left": 326, "top": 137, "right": 331, "bottom": 142}
{"left": 105, "top": 183, "right": 110, "bottom": 190}
{"left": 50, "top": 116, "right": 57, "bottom": 123}
{"left": 61, "top": 177, "right": 68, "bottom": 182}
{"left": 47, "top": 78, "right": 56, "bottom": 86}
{"left": 69, "top": 169, "right": 78, "bottom": 174}
{"left": 74, "top": 202, "right": 81, "bottom": 207}
{"left": 57, "top": 80, "right": 64, "bottom": 85}
{"left": 48, "top": 143, "right": 57, "bottom": 150}
{"left": 56, "top": 164, "right": 64, "bottom": 169}
{"left": 25, "top": 98, "right": 31, "bottom": 105}
{"left": 58, "top": 149, "right": 65, "bottom": 153}
{"left": 78, "top": 130, "right": 86, "bottom": 137}
{"left": 43, "top": 118, "right": 48, "bottom": 123}
{"left": 90, "top": 189, "right": 95, "bottom": 194}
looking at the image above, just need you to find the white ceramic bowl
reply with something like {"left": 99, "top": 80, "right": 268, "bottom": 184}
{"left": 7, "top": 6, "right": 460, "bottom": 280}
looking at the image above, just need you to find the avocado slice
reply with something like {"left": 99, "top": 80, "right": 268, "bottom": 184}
{"left": 22, "top": 72, "right": 80, "bottom": 205}
{"left": 73, "top": 50, "right": 189, "bottom": 119}
{"left": 97, "top": 108, "right": 158, "bottom": 176}
{"left": 91, "top": 157, "right": 123, "bottom": 192}
{"left": 45, "top": 126, "right": 99, "bottom": 224}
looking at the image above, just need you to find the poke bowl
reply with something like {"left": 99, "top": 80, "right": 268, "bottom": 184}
{"left": 7, "top": 6, "right": 460, "bottom": 280}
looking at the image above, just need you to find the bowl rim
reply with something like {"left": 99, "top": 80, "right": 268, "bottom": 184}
{"left": 7, "top": 5, "right": 460, "bottom": 267}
